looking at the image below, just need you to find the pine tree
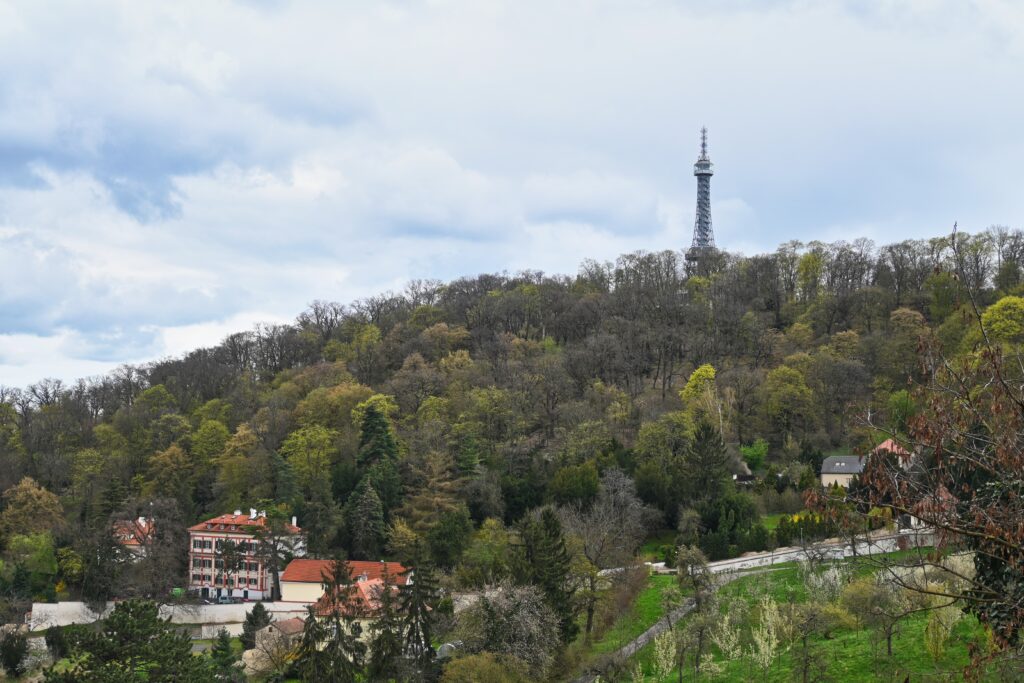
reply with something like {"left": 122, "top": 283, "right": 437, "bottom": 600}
{"left": 295, "top": 559, "right": 366, "bottom": 683}
{"left": 398, "top": 546, "right": 440, "bottom": 677}
{"left": 367, "top": 570, "right": 404, "bottom": 682}
{"left": 209, "top": 627, "right": 244, "bottom": 681}
{"left": 365, "top": 458, "right": 402, "bottom": 517}
{"left": 685, "top": 421, "right": 730, "bottom": 505}
{"left": 240, "top": 601, "right": 271, "bottom": 650}
{"left": 348, "top": 481, "right": 386, "bottom": 559}
{"left": 519, "top": 508, "right": 579, "bottom": 644}
{"left": 358, "top": 404, "right": 398, "bottom": 467}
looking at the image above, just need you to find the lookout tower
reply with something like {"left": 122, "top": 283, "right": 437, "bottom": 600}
{"left": 685, "top": 127, "right": 716, "bottom": 264}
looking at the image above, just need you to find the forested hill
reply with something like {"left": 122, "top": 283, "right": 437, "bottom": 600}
{"left": 0, "top": 227, "right": 1020, "bottom": 601}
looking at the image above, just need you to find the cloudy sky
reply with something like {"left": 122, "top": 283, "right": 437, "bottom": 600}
{"left": 1, "top": 0, "right": 1022, "bottom": 386}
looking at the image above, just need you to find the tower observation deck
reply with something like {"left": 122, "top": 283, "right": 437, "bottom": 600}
{"left": 686, "top": 127, "right": 715, "bottom": 263}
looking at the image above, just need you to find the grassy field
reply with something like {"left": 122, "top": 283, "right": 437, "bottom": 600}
{"left": 625, "top": 556, "right": 1003, "bottom": 682}
{"left": 558, "top": 573, "right": 678, "bottom": 680}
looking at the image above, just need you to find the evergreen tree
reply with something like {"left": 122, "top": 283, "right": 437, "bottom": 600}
{"left": 209, "top": 627, "right": 244, "bottom": 681}
{"left": 240, "top": 602, "right": 271, "bottom": 650}
{"left": 365, "top": 458, "right": 402, "bottom": 517}
{"left": 367, "top": 570, "right": 404, "bottom": 682}
{"left": 398, "top": 546, "right": 440, "bottom": 677}
{"left": 43, "top": 599, "right": 213, "bottom": 682}
{"left": 518, "top": 508, "right": 578, "bottom": 644}
{"left": 348, "top": 481, "right": 386, "bottom": 559}
{"left": 295, "top": 559, "right": 366, "bottom": 683}
{"left": 358, "top": 404, "right": 398, "bottom": 467}
{"left": 684, "top": 421, "right": 731, "bottom": 505}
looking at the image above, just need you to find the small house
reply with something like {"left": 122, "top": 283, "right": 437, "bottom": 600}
{"left": 820, "top": 455, "right": 866, "bottom": 488}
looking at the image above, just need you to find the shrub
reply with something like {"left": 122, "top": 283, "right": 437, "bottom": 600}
{"left": 740, "top": 438, "right": 769, "bottom": 471}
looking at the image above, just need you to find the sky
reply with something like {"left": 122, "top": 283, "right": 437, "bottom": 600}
{"left": 1, "top": 0, "right": 1023, "bottom": 387}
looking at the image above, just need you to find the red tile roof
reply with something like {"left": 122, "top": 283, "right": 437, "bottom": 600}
{"left": 281, "top": 559, "right": 409, "bottom": 585}
{"left": 113, "top": 518, "right": 154, "bottom": 547}
{"left": 187, "top": 512, "right": 301, "bottom": 534}
{"left": 872, "top": 438, "right": 911, "bottom": 458}
{"left": 313, "top": 578, "right": 396, "bottom": 618}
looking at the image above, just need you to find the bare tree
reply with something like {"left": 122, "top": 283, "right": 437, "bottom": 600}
{"left": 559, "top": 469, "right": 654, "bottom": 635}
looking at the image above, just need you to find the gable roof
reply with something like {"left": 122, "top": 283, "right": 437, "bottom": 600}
{"left": 281, "top": 559, "right": 409, "bottom": 585}
{"left": 113, "top": 517, "right": 154, "bottom": 547}
{"left": 313, "top": 578, "right": 390, "bottom": 618}
{"left": 872, "top": 438, "right": 911, "bottom": 457}
{"left": 820, "top": 455, "right": 866, "bottom": 475}
{"left": 188, "top": 512, "right": 301, "bottom": 535}
{"left": 269, "top": 617, "right": 306, "bottom": 636}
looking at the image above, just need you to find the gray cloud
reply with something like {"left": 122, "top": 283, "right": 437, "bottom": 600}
{"left": 0, "top": 0, "right": 1022, "bottom": 385}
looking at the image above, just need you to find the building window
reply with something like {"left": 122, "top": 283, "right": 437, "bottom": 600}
{"left": 192, "top": 559, "right": 201, "bottom": 568}
{"left": 249, "top": 578, "right": 258, "bottom": 586}
{"left": 191, "top": 573, "right": 202, "bottom": 582}
{"left": 192, "top": 540, "right": 202, "bottom": 549}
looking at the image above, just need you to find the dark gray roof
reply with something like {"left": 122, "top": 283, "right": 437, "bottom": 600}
{"left": 821, "top": 455, "right": 866, "bottom": 475}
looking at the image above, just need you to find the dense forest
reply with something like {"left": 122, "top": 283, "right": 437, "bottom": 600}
{"left": 1, "top": 226, "right": 1022, "bottom": 663}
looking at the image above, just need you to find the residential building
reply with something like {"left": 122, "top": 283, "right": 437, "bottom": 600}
{"left": 255, "top": 616, "right": 306, "bottom": 652}
{"left": 113, "top": 516, "right": 154, "bottom": 559}
{"left": 820, "top": 455, "right": 866, "bottom": 488}
{"left": 280, "top": 559, "right": 409, "bottom": 604}
{"left": 187, "top": 509, "right": 304, "bottom": 600}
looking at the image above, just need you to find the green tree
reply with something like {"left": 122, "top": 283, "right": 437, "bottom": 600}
{"left": 367, "top": 570, "right": 404, "bottom": 682}
{"left": 760, "top": 366, "right": 816, "bottom": 443}
{"left": 357, "top": 402, "right": 399, "bottom": 467}
{"left": 43, "top": 599, "right": 212, "bottom": 681}
{"left": 426, "top": 505, "right": 473, "bottom": 569}
{"left": 982, "top": 295, "right": 1024, "bottom": 344}
{"left": 399, "top": 549, "right": 440, "bottom": 676}
{"left": 684, "top": 421, "right": 731, "bottom": 505}
{"left": 517, "top": 508, "right": 578, "bottom": 645}
{"left": 279, "top": 424, "right": 337, "bottom": 502}
{"left": 240, "top": 602, "right": 271, "bottom": 650}
{"left": 0, "top": 628, "right": 29, "bottom": 678}
{"left": 209, "top": 627, "right": 244, "bottom": 681}
{"left": 739, "top": 438, "right": 768, "bottom": 471}
{"left": 348, "top": 481, "right": 386, "bottom": 559}
{"left": 548, "top": 461, "right": 599, "bottom": 507}
{"left": 0, "top": 477, "right": 65, "bottom": 541}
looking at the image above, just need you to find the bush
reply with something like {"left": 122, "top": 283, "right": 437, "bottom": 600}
{"left": 0, "top": 628, "right": 29, "bottom": 678}
{"left": 740, "top": 438, "right": 769, "bottom": 471}
{"left": 441, "top": 653, "right": 529, "bottom": 682}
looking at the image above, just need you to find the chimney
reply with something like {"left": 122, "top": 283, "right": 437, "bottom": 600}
{"left": 258, "top": 510, "right": 266, "bottom": 518}
{"left": 249, "top": 508, "right": 257, "bottom": 519}
{"left": 291, "top": 516, "right": 297, "bottom": 527}
{"left": 233, "top": 509, "right": 242, "bottom": 517}
{"left": 137, "top": 516, "right": 146, "bottom": 525}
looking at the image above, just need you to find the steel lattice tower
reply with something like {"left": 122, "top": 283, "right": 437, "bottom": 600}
{"left": 686, "top": 127, "right": 715, "bottom": 262}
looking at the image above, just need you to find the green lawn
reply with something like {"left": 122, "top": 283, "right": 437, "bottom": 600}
{"left": 626, "top": 554, "right": 1003, "bottom": 682}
